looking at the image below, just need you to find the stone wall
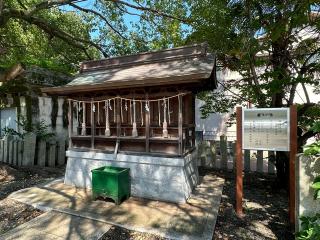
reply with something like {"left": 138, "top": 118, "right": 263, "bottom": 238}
{"left": 64, "top": 150, "right": 199, "bottom": 203}
{"left": 295, "top": 154, "right": 320, "bottom": 230}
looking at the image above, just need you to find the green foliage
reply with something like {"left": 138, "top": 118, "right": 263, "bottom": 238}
{"left": 3, "top": 116, "right": 55, "bottom": 141}
{"left": 188, "top": 0, "right": 320, "bottom": 114}
{"left": 304, "top": 142, "right": 320, "bottom": 156}
{"left": 296, "top": 214, "right": 320, "bottom": 240}
{"left": 311, "top": 176, "right": 320, "bottom": 200}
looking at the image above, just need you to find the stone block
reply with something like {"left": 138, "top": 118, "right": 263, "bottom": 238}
{"left": 0, "top": 140, "right": 3, "bottom": 162}
{"left": 48, "top": 141, "right": 56, "bottom": 167}
{"left": 17, "top": 140, "right": 23, "bottom": 166}
{"left": 22, "top": 133, "right": 36, "bottom": 166}
{"left": 37, "top": 140, "right": 46, "bottom": 167}
{"left": 57, "top": 140, "right": 66, "bottom": 165}
{"left": 296, "top": 154, "right": 320, "bottom": 230}
{"left": 8, "top": 138, "right": 14, "bottom": 165}
{"left": 64, "top": 149, "right": 198, "bottom": 203}
{"left": 13, "top": 140, "right": 18, "bottom": 166}
{"left": 3, "top": 135, "right": 14, "bottom": 164}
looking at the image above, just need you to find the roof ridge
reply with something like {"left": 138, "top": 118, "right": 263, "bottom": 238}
{"left": 80, "top": 43, "right": 208, "bottom": 73}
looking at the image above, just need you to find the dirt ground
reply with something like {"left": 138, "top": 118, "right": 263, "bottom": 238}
{"left": 199, "top": 168, "right": 295, "bottom": 240}
{"left": 0, "top": 163, "right": 64, "bottom": 234}
{"left": 0, "top": 163, "right": 294, "bottom": 240}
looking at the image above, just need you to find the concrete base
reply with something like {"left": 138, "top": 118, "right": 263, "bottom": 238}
{"left": 64, "top": 150, "right": 199, "bottom": 203}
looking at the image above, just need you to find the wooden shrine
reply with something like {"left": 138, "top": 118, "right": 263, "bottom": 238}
{"left": 42, "top": 43, "right": 218, "bottom": 203}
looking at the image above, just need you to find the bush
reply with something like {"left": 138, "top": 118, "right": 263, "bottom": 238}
{"left": 296, "top": 214, "right": 320, "bottom": 240}
{"left": 2, "top": 116, "right": 55, "bottom": 141}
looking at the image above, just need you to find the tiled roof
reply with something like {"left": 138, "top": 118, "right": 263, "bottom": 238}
{"left": 42, "top": 43, "right": 217, "bottom": 94}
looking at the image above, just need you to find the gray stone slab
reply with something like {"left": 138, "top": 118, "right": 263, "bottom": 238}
{"left": 57, "top": 140, "right": 66, "bottom": 166}
{"left": 37, "top": 140, "right": 46, "bottom": 167}
{"left": 48, "top": 141, "right": 56, "bottom": 167}
{"left": 256, "top": 150, "right": 263, "bottom": 173}
{"left": 13, "top": 140, "right": 18, "bottom": 166}
{"left": 3, "top": 135, "right": 13, "bottom": 164}
{"left": 8, "top": 138, "right": 14, "bottom": 165}
{"left": 0, "top": 140, "right": 4, "bottom": 162}
{"left": 0, "top": 211, "right": 111, "bottom": 240}
{"left": 244, "top": 150, "right": 251, "bottom": 171}
{"left": 219, "top": 136, "right": 228, "bottom": 170}
{"left": 22, "top": 133, "right": 36, "bottom": 166}
{"left": 268, "top": 151, "right": 275, "bottom": 174}
{"left": 17, "top": 140, "right": 23, "bottom": 166}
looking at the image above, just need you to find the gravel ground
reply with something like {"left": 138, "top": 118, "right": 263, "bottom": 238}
{"left": 0, "top": 163, "right": 294, "bottom": 240}
{"left": 101, "top": 226, "right": 167, "bottom": 240}
{"left": 199, "top": 168, "right": 295, "bottom": 240}
{"left": 0, "top": 163, "right": 64, "bottom": 235}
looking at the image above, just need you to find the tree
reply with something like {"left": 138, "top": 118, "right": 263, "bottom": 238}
{"left": 188, "top": 0, "right": 320, "bottom": 186}
{"left": 0, "top": 0, "right": 188, "bottom": 72}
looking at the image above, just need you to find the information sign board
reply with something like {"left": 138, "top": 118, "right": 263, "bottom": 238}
{"left": 242, "top": 108, "right": 290, "bottom": 151}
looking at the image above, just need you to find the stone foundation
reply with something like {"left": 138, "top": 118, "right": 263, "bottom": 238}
{"left": 64, "top": 150, "right": 199, "bottom": 203}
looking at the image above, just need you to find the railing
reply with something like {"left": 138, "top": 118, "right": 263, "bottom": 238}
{"left": 68, "top": 96, "right": 195, "bottom": 156}
{"left": 198, "top": 136, "right": 276, "bottom": 174}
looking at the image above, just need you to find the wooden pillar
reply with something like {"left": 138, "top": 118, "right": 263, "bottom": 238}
{"left": 236, "top": 106, "right": 243, "bottom": 216}
{"left": 178, "top": 94, "right": 183, "bottom": 155}
{"left": 289, "top": 105, "right": 297, "bottom": 226}
{"left": 192, "top": 95, "right": 195, "bottom": 148}
{"left": 68, "top": 99, "right": 73, "bottom": 149}
{"left": 91, "top": 99, "right": 95, "bottom": 149}
{"left": 145, "top": 93, "right": 150, "bottom": 152}
{"left": 116, "top": 96, "right": 121, "bottom": 137}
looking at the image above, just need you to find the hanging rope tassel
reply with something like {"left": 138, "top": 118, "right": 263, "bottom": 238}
{"left": 105, "top": 100, "right": 110, "bottom": 136}
{"left": 74, "top": 101, "right": 79, "bottom": 125}
{"left": 132, "top": 100, "right": 138, "bottom": 137}
{"left": 81, "top": 102, "right": 86, "bottom": 136}
{"left": 141, "top": 101, "right": 143, "bottom": 126}
{"left": 162, "top": 98, "right": 168, "bottom": 138}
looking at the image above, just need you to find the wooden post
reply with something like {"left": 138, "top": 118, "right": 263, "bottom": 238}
{"left": 178, "top": 94, "right": 183, "bottom": 155}
{"left": 68, "top": 99, "right": 73, "bottom": 149}
{"left": 236, "top": 107, "right": 243, "bottom": 216}
{"left": 116, "top": 96, "right": 121, "bottom": 137}
{"left": 145, "top": 93, "right": 150, "bottom": 152}
{"left": 91, "top": 99, "right": 94, "bottom": 149}
{"left": 289, "top": 105, "right": 297, "bottom": 226}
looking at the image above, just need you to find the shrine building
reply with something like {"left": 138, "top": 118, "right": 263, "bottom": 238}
{"left": 42, "top": 43, "right": 217, "bottom": 203}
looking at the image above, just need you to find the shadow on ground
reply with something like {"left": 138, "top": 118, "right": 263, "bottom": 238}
{"left": 198, "top": 167, "right": 294, "bottom": 240}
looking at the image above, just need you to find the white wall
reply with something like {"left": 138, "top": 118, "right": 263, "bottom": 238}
{"left": 195, "top": 68, "right": 320, "bottom": 141}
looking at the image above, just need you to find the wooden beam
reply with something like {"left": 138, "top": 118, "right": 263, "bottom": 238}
{"left": 145, "top": 93, "right": 150, "bottom": 152}
{"left": 68, "top": 99, "right": 73, "bottom": 149}
{"left": 289, "top": 105, "right": 297, "bottom": 227}
{"left": 178, "top": 94, "right": 183, "bottom": 155}
{"left": 236, "top": 106, "right": 243, "bottom": 216}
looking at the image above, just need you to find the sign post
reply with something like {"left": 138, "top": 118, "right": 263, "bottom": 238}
{"left": 289, "top": 105, "right": 297, "bottom": 225}
{"left": 236, "top": 106, "right": 297, "bottom": 226}
{"left": 236, "top": 107, "right": 243, "bottom": 216}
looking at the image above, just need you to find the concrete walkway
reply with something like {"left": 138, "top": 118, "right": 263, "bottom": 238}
{"left": 0, "top": 211, "right": 111, "bottom": 240}
{"left": 4, "top": 174, "right": 224, "bottom": 240}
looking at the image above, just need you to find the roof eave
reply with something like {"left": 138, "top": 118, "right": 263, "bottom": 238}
{"left": 41, "top": 73, "right": 211, "bottom": 95}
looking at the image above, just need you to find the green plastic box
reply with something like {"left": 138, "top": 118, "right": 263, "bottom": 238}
{"left": 91, "top": 166, "right": 131, "bottom": 205}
